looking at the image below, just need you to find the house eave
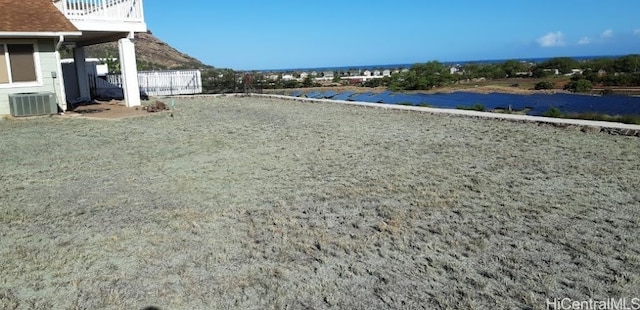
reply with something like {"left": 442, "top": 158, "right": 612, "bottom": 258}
{"left": 0, "top": 31, "right": 82, "bottom": 38}
{"left": 69, "top": 21, "right": 147, "bottom": 33}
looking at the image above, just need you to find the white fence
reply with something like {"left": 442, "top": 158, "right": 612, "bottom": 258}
{"left": 53, "top": 0, "right": 144, "bottom": 22}
{"left": 137, "top": 70, "right": 202, "bottom": 96}
{"left": 95, "top": 70, "right": 202, "bottom": 98}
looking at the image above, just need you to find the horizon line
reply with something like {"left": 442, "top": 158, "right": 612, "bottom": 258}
{"left": 227, "top": 53, "right": 631, "bottom": 72}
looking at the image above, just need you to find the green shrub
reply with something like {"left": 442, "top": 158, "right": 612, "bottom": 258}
{"left": 534, "top": 81, "right": 554, "bottom": 90}
{"left": 563, "top": 79, "right": 593, "bottom": 93}
{"left": 456, "top": 103, "right": 486, "bottom": 111}
{"left": 543, "top": 107, "right": 563, "bottom": 118}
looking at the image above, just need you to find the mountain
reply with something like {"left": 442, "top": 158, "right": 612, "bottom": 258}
{"left": 82, "top": 31, "right": 210, "bottom": 70}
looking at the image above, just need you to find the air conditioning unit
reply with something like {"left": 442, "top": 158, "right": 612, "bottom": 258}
{"left": 8, "top": 92, "right": 58, "bottom": 117}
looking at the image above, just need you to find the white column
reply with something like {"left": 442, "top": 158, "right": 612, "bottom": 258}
{"left": 54, "top": 50, "right": 68, "bottom": 111}
{"left": 73, "top": 46, "right": 90, "bottom": 99}
{"left": 118, "top": 37, "right": 141, "bottom": 107}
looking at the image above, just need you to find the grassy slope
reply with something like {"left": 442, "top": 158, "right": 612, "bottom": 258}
{"left": 1, "top": 97, "right": 639, "bottom": 309}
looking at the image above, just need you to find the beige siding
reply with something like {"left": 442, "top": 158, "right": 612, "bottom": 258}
{"left": 0, "top": 39, "right": 59, "bottom": 115}
{"left": 0, "top": 45, "right": 8, "bottom": 84}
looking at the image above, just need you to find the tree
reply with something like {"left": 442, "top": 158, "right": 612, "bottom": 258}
{"left": 282, "top": 79, "right": 300, "bottom": 88}
{"left": 460, "top": 63, "right": 481, "bottom": 78}
{"left": 364, "top": 77, "right": 385, "bottom": 88}
{"left": 534, "top": 81, "right": 554, "bottom": 90}
{"left": 387, "top": 73, "right": 404, "bottom": 91}
{"left": 613, "top": 54, "right": 640, "bottom": 73}
{"left": 476, "top": 63, "right": 507, "bottom": 79}
{"left": 406, "top": 61, "right": 451, "bottom": 89}
{"left": 201, "top": 68, "right": 237, "bottom": 93}
{"left": 502, "top": 60, "right": 528, "bottom": 77}
{"left": 302, "top": 75, "right": 314, "bottom": 87}
{"left": 531, "top": 66, "right": 552, "bottom": 78}
{"left": 539, "top": 57, "right": 579, "bottom": 74}
{"left": 564, "top": 79, "right": 593, "bottom": 93}
{"left": 586, "top": 58, "right": 615, "bottom": 72}
{"left": 332, "top": 72, "right": 341, "bottom": 83}
{"left": 99, "top": 52, "right": 121, "bottom": 74}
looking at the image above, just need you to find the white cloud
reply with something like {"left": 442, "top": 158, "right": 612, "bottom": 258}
{"left": 578, "top": 37, "right": 592, "bottom": 45}
{"left": 601, "top": 29, "right": 613, "bottom": 38}
{"left": 537, "top": 31, "right": 565, "bottom": 47}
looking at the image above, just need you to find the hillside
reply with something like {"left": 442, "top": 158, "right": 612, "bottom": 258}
{"left": 82, "top": 31, "right": 209, "bottom": 70}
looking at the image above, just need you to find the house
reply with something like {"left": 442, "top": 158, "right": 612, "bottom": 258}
{"left": 0, "top": 0, "right": 147, "bottom": 116}
{"left": 322, "top": 71, "right": 334, "bottom": 79}
{"left": 566, "top": 69, "right": 584, "bottom": 76}
{"left": 543, "top": 69, "right": 560, "bottom": 75}
{"left": 382, "top": 69, "right": 391, "bottom": 77}
{"left": 363, "top": 70, "right": 371, "bottom": 77}
{"left": 0, "top": 0, "right": 80, "bottom": 115}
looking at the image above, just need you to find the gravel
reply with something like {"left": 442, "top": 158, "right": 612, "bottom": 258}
{"left": 1, "top": 96, "right": 639, "bottom": 309}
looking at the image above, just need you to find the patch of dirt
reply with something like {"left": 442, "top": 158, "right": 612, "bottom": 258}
{"left": 66, "top": 100, "right": 165, "bottom": 119}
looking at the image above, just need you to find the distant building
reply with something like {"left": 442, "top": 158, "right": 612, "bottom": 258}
{"left": 382, "top": 69, "right": 391, "bottom": 77}
{"left": 567, "top": 69, "right": 584, "bottom": 76}
{"left": 363, "top": 70, "right": 371, "bottom": 77}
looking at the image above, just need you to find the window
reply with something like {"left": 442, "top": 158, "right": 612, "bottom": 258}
{"left": 0, "top": 43, "right": 38, "bottom": 84}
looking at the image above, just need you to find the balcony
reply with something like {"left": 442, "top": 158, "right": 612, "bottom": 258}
{"left": 52, "top": 0, "right": 147, "bottom": 34}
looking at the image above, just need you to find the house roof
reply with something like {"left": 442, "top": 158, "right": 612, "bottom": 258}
{"left": 0, "top": 0, "right": 79, "bottom": 34}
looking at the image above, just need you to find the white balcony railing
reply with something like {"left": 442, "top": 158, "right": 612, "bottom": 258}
{"left": 53, "top": 0, "right": 144, "bottom": 22}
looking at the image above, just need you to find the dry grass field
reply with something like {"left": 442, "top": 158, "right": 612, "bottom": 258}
{"left": 1, "top": 96, "right": 639, "bottom": 309}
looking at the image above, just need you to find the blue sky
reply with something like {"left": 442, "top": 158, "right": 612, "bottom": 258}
{"left": 144, "top": 0, "right": 640, "bottom": 70}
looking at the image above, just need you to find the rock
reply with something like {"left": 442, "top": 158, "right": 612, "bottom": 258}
{"left": 143, "top": 100, "right": 168, "bottom": 112}
{"left": 581, "top": 126, "right": 601, "bottom": 134}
